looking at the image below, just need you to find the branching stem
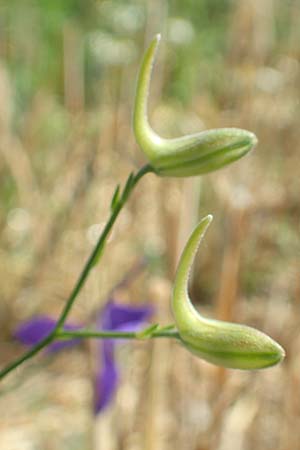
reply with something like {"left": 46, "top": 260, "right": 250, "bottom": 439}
{"left": 0, "top": 164, "right": 154, "bottom": 381}
{"left": 57, "top": 328, "right": 180, "bottom": 340}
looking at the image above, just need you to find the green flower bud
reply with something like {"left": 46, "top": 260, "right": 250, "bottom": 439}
{"left": 172, "top": 215, "right": 285, "bottom": 370}
{"left": 133, "top": 35, "right": 258, "bottom": 177}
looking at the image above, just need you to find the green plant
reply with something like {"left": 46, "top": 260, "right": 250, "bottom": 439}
{"left": 0, "top": 34, "right": 283, "bottom": 382}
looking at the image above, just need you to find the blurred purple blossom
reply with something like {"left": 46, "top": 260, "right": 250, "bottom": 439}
{"left": 14, "top": 316, "right": 81, "bottom": 353}
{"left": 14, "top": 300, "right": 153, "bottom": 413}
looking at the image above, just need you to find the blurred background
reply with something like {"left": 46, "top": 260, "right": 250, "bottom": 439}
{"left": 0, "top": 0, "right": 300, "bottom": 449}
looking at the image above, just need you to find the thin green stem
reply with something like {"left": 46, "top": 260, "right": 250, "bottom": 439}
{"left": 0, "top": 164, "right": 153, "bottom": 381}
{"left": 0, "top": 332, "right": 55, "bottom": 380}
{"left": 55, "top": 163, "right": 153, "bottom": 330}
{"left": 57, "top": 328, "right": 180, "bottom": 340}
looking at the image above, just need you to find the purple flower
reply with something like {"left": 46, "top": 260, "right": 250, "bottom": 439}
{"left": 15, "top": 316, "right": 81, "bottom": 353}
{"left": 14, "top": 300, "right": 153, "bottom": 413}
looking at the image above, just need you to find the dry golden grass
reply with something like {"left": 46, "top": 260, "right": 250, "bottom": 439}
{"left": 1, "top": 1, "right": 300, "bottom": 449}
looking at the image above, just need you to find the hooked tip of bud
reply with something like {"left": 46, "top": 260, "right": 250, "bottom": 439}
{"left": 205, "top": 214, "right": 213, "bottom": 224}
{"left": 155, "top": 33, "right": 161, "bottom": 43}
{"left": 199, "top": 214, "right": 213, "bottom": 235}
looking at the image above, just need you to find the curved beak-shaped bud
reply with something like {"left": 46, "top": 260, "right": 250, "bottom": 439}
{"left": 133, "top": 35, "right": 258, "bottom": 177}
{"left": 172, "top": 215, "right": 285, "bottom": 370}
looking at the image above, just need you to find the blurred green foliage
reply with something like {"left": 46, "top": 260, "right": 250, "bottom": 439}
{"left": 0, "top": 0, "right": 236, "bottom": 114}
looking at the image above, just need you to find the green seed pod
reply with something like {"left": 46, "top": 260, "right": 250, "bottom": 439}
{"left": 172, "top": 215, "right": 285, "bottom": 370}
{"left": 133, "top": 35, "right": 258, "bottom": 177}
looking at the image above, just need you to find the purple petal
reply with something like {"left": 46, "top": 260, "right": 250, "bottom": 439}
{"left": 100, "top": 300, "right": 154, "bottom": 331}
{"left": 94, "top": 301, "right": 153, "bottom": 413}
{"left": 94, "top": 341, "right": 119, "bottom": 413}
{"left": 14, "top": 316, "right": 81, "bottom": 353}
{"left": 14, "top": 316, "right": 57, "bottom": 345}
{"left": 114, "top": 320, "right": 150, "bottom": 333}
